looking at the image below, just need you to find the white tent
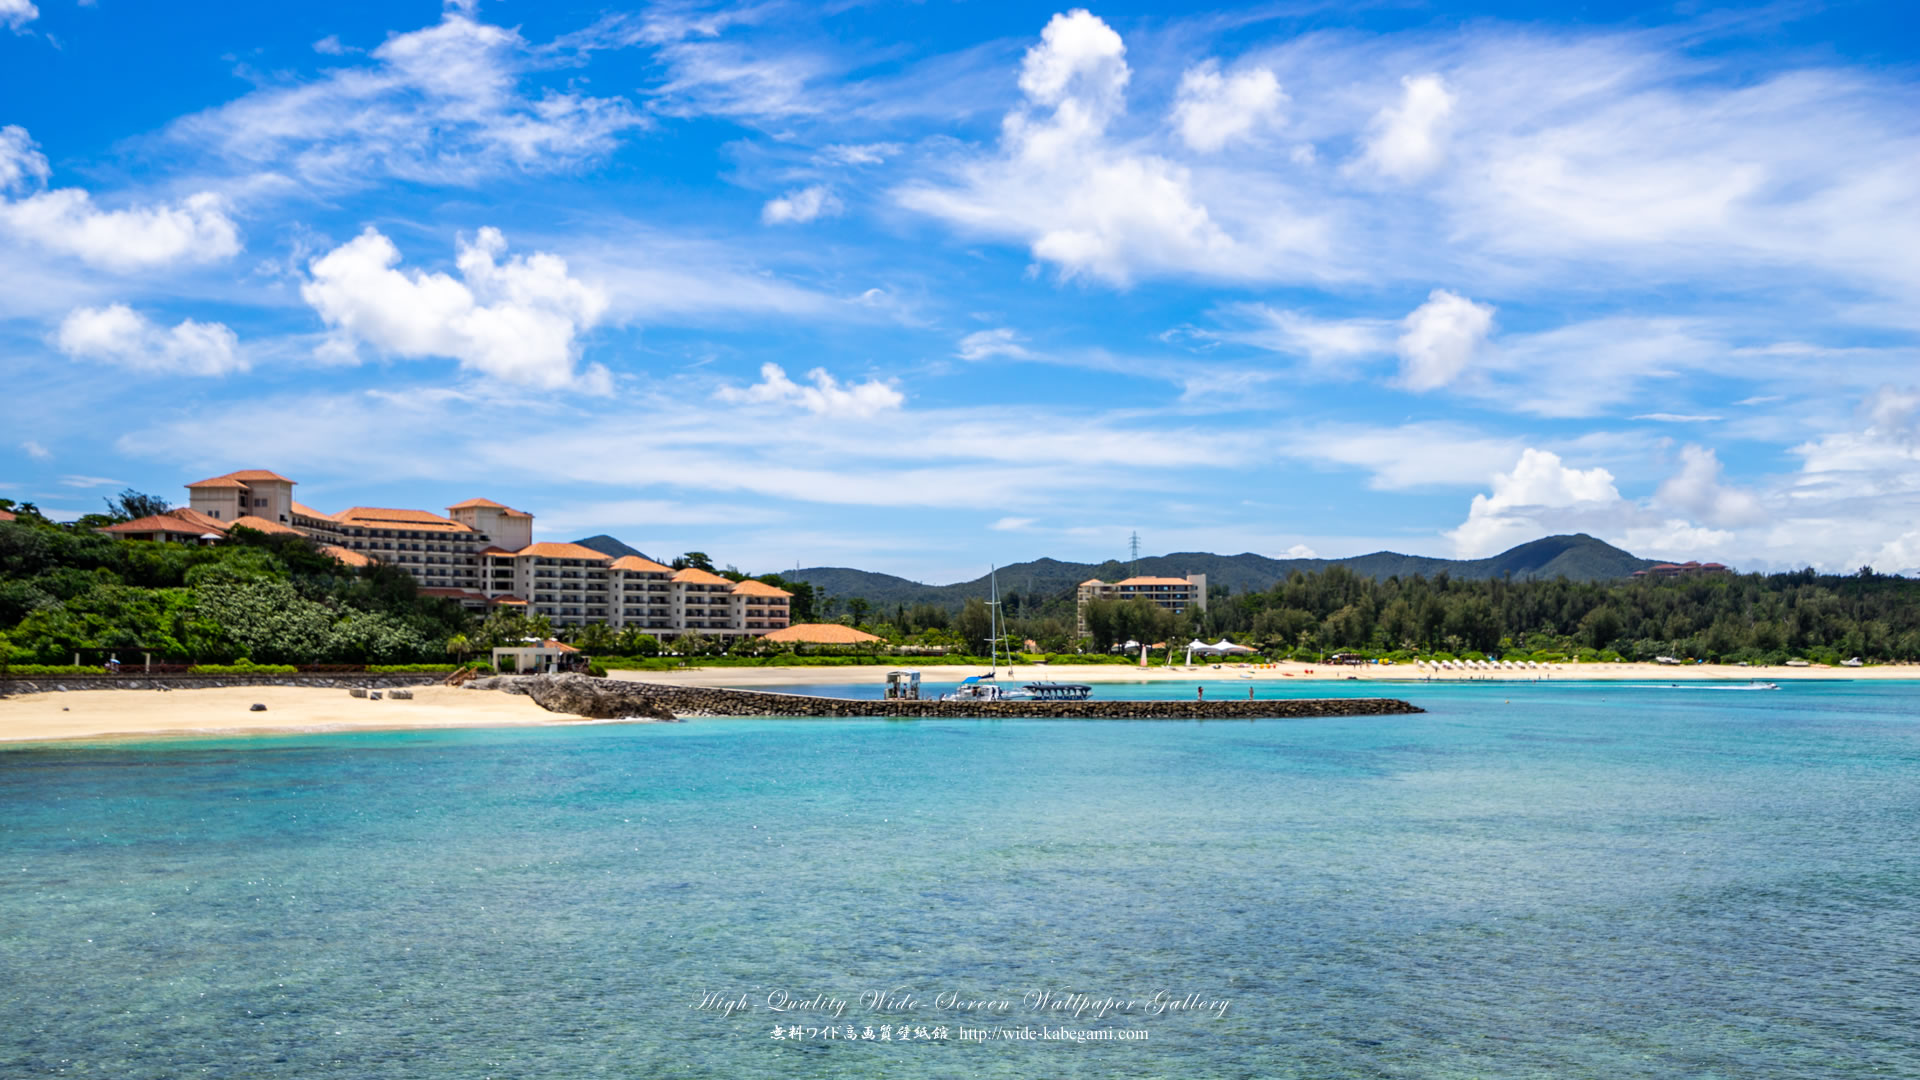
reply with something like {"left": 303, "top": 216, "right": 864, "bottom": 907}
{"left": 1185, "top": 638, "right": 1256, "bottom": 665}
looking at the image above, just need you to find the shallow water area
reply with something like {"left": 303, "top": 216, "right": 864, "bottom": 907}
{"left": 2, "top": 680, "right": 1915, "bottom": 1077}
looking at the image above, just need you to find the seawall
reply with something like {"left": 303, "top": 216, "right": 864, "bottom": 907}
{"left": 476, "top": 675, "right": 1423, "bottom": 720}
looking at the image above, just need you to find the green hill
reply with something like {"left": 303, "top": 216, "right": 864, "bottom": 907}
{"left": 789, "top": 534, "right": 1657, "bottom": 611}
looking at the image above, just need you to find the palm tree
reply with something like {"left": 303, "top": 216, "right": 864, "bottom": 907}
{"left": 445, "top": 633, "right": 474, "bottom": 663}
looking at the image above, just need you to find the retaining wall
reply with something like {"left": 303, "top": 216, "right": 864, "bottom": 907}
{"left": 0, "top": 674, "right": 445, "bottom": 697}
{"left": 515, "top": 678, "right": 1421, "bottom": 720}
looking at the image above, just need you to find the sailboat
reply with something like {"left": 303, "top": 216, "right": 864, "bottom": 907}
{"left": 942, "top": 567, "right": 1032, "bottom": 701}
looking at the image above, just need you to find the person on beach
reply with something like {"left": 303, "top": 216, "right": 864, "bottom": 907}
{"left": 1197, "top": 686, "right": 1204, "bottom": 701}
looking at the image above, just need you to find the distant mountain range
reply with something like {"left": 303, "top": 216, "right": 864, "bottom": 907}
{"left": 785, "top": 534, "right": 1659, "bottom": 610}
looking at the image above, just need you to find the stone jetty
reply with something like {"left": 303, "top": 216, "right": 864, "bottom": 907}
{"left": 467, "top": 673, "right": 1422, "bottom": 721}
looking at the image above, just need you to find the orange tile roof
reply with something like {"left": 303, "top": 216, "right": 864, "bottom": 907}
{"left": 479, "top": 546, "right": 518, "bottom": 556}
{"left": 100, "top": 512, "right": 218, "bottom": 536}
{"left": 186, "top": 476, "right": 249, "bottom": 489}
{"left": 730, "top": 579, "right": 792, "bottom": 597}
{"left": 291, "top": 502, "right": 335, "bottom": 521}
{"left": 229, "top": 515, "right": 303, "bottom": 536}
{"left": 166, "top": 507, "right": 231, "bottom": 532}
{"left": 0, "top": 508, "right": 15, "bottom": 522}
{"left": 447, "top": 497, "right": 506, "bottom": 509}
{"left": 1078, "top": 578, "right": 1106, "bottom": 587}
{"left": 611, "top": 555, "right": 674, "bottom": 573}
{"left": 671, "top": 567, "right": 734, "bottom": 585}
{"left": 223, "top": 469, "right": 295, "bottom": 483}
{"left": 501, "top": 508, "right": 532, "bottom": 517}
{"left": 513, "top": 542, "right": 613, "bottom": 561}
{"left": 761, "top": 623, "right": 881, "bottom": 644}
{"left": 543, "top": 639, "right": 579, "bottom": 652}
{"left": 489, "top": 595, "right": 527, "bottom": 605}
{"left": 1115, "top": 576, "right": 1194, "bottom": 587}
{"left": 333, "top": 507, "right": 474, "bottom": 533}
{"left": 319, "top": 544, "right": 372, "bottom": 567}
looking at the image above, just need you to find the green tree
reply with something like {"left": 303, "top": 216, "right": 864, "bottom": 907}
{"left": 954, "top": 597, "right": 993, "bottom": 656}
{"left": 847, "top": 597, "right": 871, "bottom": 627}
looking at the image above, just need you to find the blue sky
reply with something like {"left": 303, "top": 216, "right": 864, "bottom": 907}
{"left": 2, "top": 0, "right": 1917, "bottom": 583}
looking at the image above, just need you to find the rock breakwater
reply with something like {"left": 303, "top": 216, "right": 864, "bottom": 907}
{"left": 468, "top": 674, "right": 1422, "bottom": 721}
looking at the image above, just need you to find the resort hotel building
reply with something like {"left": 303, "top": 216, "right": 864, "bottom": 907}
{"left": 98, "top": 470, "right": 790, "bottom": 638}
{"left": 1075, "top": 574, "right": 1208, "bottom": 636}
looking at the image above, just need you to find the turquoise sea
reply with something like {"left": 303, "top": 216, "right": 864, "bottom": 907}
{"left": 2, "top": 679, "right": 1916, "bottom": 1078}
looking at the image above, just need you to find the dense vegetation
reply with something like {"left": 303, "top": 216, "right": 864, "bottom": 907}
{"left": 1062, "top": 565, "right": 1920, "bottom": 665}
{"left": 0, "top": 517, "right": 473, "bottom": 665}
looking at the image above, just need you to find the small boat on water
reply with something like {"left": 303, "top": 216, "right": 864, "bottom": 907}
{"left": 941, "top": 675, "right": 1030, "bottom": 702}
{"left": 1021, "top": 681, "right": 1092, "bottom": 701}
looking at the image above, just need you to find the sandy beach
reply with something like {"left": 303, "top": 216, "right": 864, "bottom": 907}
{"left": 0, "top": 684, "right": 579, "bottom": 746}
{"left": 612, "top": 659, "right": 1920, "bottom": 688}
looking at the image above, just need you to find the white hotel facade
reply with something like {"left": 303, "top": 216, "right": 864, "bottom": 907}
{"left": 102, "top": 470, "right": 789, "bottom": 637}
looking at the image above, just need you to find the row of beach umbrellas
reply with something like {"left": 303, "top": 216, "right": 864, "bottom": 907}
{"left": 1417, "top": 659, "right": 1561, "bottom": 670}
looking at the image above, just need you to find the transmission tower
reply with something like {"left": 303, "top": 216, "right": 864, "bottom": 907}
{"left": 1129, "top": 531, "right": 1140, "bottom": 578}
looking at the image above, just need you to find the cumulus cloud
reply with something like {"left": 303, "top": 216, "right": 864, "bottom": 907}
{"left": 1654, "top": 445, "right": 1766, "bottom": 527}
{"left": 1447, "top": 448, "right": 1621, "bottom": 556}
{"left": 1357, "top": 74, "right": 1454, "bottom": 181}
{"left": 301, "top": 226, "right": 610, "bottom": 391}
{"left": 21, "top": 440, "right": 51, "bottom": 460}
{"left": 1395, "top": 289, "right": 1493, "bottom": 391}
{"left": 0, "top": 125, "right": 241, "bottom": 271}
{"left": 56, "top": 304, "right": 245, "bottom": 376}
{"left": 761, "top": 185, "right": 842, "bottom": 225}
{"left": 957, "top": 327, "right": 1031, "bottom": 361}
{"left": 715, "top": 362, "right": 904, "bottom": 418}
{"left": 897, "top": 9, "right": 1273, "bottom": 284}
{"left": 1171, "top": 61, "right": 1285, "bottom": 152}
{"left": 1, "top": 0, "right": 35, "bottom": 32}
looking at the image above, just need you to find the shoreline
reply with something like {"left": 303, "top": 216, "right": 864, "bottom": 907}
{"left": 610, "top": 659, "right": 1914, "bottom": 688}
{"left": 3, "top": 660, "right": 1911, "bottom": 746}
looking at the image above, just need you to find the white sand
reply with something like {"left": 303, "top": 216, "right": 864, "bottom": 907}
{"left": 0, "top": 684, "right": 589, "bottom": 745}
{"left": 611, "top": 659, "right": 1914, "bottom": 688}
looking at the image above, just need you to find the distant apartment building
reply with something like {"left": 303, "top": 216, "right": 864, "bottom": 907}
{"left": 98, "top": 469, "right": 789, "bottom": 637}
{"left": 1075, "top": 573, "right": 1208, "bottom": 636}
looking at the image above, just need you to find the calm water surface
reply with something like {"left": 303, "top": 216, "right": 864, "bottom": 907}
{"left": 2, "top": 681, "right": 1916, "bottom": 1078}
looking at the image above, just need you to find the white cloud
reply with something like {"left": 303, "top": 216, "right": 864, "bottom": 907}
{"left": 1171, "top": 61, "right": 1285, "bottom": 152}
{"left": 1283, "top": 543, "right": 1318, "bottom": 558}
{"left": 1448, "top": 448, "right": 1621, "bottom": 556}
{"left": 0, "top": 126, "right": 241, "bottom": 271}
{"left": 168, "top": 10, "right": 644, "bottom": 190}
{"left": 301, "top": 226, "right": 610, "bottom": 391}
{"left": 1634, "top": 413, "right": 1722, "bottom": 423}
{"left": 715, "top": 362, "right": 904, "bottom": 418}
{"left": 0, "top": 125, "right": 49, "bottom": 190}
{"left": 1280, "top": 422, "right": 1522, "bottom": 490}
{"left": 1214, "top": 304, "right": 1389, "bottom": 371}
{"left": 990, "top": 516, "right": 1036, "bottom": 531}
{"left": 1, "top": 0, "right": 35, "bottom": 32}
{"left": 1395, "top": 289, "right": 1493, "bottom": 391}
{"left": 1653, "top": 445, "right": 1765, "bottom": 527}
{"left": 312, "top": 34, "right": 354, "bottom": 56}
{"left": 820, "top": 143, "right": 901, "bottom": 166}
{"left": 1358, "top": 74, "right": 1454, "bottom": 181}
{"left": 21, "top": 440, "right": 50, "bottom": 460}
{"left": 60, "top": 475, "right": 122, "bottom": 489}
{"left": 56, "top": 304, "right": 245, "bottom": 376}
{"left": 957, "top": 327, "right": 1031, "bottom": 361}
{"left": 761, "top": 184, "right": 842, "bottom": 225}
{"left": 896, "top": 10, "right": 1305, "bottom": 285}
